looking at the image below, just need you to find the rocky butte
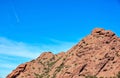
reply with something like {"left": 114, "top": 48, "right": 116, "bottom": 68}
{"left": 7, "top": 28, "right": 120, "bottom": 78}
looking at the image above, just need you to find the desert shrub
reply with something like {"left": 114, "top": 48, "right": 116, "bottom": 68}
{"left": 85, "top": 75, "right": 97, "bottom": 78}
{"left": 32, "top": 67, "right": 35, "bottom": 69}
{"left": 34, "top": 73, "right": 42, "bottom": 78}
{"left": 56, "top": 63, "right": 64, "bottom": 72}
{"left": 117, "top": 71, "right": 120, "bottom": 78}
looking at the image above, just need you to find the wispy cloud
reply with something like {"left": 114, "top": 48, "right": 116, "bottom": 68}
{"left": 13, "top": 8, "right": 20, "bottom": 23}
{"left": 41, "top": 38, "right": 77, "bottom": 54}
{"left": 0, "top": 37, "right": 78, "bottom": 78}
{"left": 0, "top": 37, "right": 42, "bottom": 78}
{"left": 11, "top": 0, "right": 20, "bottom": 23}
{"left": 0, "top": 37, "right": 41, "bottom": 59}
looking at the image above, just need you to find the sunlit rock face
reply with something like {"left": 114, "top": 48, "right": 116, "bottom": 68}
{"left": 7, "top": 28, "right": 120, "bottom": 78}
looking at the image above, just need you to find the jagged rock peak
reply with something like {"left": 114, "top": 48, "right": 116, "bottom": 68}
{"left": 91, "top": 28, "right": 115, "bottom": 37}
{"left": 7, "top": 28, "right": 120, "bottom": 78}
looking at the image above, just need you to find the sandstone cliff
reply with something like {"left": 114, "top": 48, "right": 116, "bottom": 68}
{"left": 7, "top": 28, "right": 120, "bottom": 78}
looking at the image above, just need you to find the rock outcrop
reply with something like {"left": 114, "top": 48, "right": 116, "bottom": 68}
{"left": 7, "top": 28, "right": 120, "bottom": 78}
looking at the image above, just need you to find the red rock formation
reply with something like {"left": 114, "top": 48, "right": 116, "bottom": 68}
{"left": 7, "top": 63, "right": 27, "bottom": 78}
{"left": 7, "top": 28, "right": 120, "bottom": 78}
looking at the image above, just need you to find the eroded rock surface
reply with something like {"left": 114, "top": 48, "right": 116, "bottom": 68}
{"left": 7, "top": 28, "right": 120, "bottom": 78}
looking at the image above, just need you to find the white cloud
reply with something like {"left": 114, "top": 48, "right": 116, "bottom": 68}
{"left": 0, "top": 37, "right": 77, "bottom": 58}
{"left": 0, "top": 63, "right": 17, "bottom": 69}
{"left": 40, "top": 38, "right": 77, "bottom": 54}
{"left": 0, "top": 37, "right": 41, "bottom": 59}
{"left": 0, "top": 37, "right": 78, "bottom": 78}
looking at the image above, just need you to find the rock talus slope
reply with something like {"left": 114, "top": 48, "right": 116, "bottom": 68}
{"left": 7, "top": 28, "right": 120, "bottom": 78}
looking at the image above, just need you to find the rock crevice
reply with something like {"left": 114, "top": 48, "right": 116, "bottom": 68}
{"left": 7, "top": 28, "right": 120, "bottom": 78}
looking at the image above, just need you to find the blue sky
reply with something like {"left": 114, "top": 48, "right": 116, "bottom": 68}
{"left": 0, "top": 0, "right": 120, "bottom": 77}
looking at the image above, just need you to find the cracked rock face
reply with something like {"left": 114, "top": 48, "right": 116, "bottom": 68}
{"left": 7, "top": 28, "right": 120, "bottom": 78}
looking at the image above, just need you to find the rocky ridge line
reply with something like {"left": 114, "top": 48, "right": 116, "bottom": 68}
{"left": 7, "top": 28, "right": 120, "bottom": 78}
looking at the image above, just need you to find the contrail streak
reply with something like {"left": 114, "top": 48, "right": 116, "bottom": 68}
{"left": 11, "top": 0, "right": 20, "bottom": 23}
{"left": 12, "top": 7, "right": 20, "bottom": 23}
